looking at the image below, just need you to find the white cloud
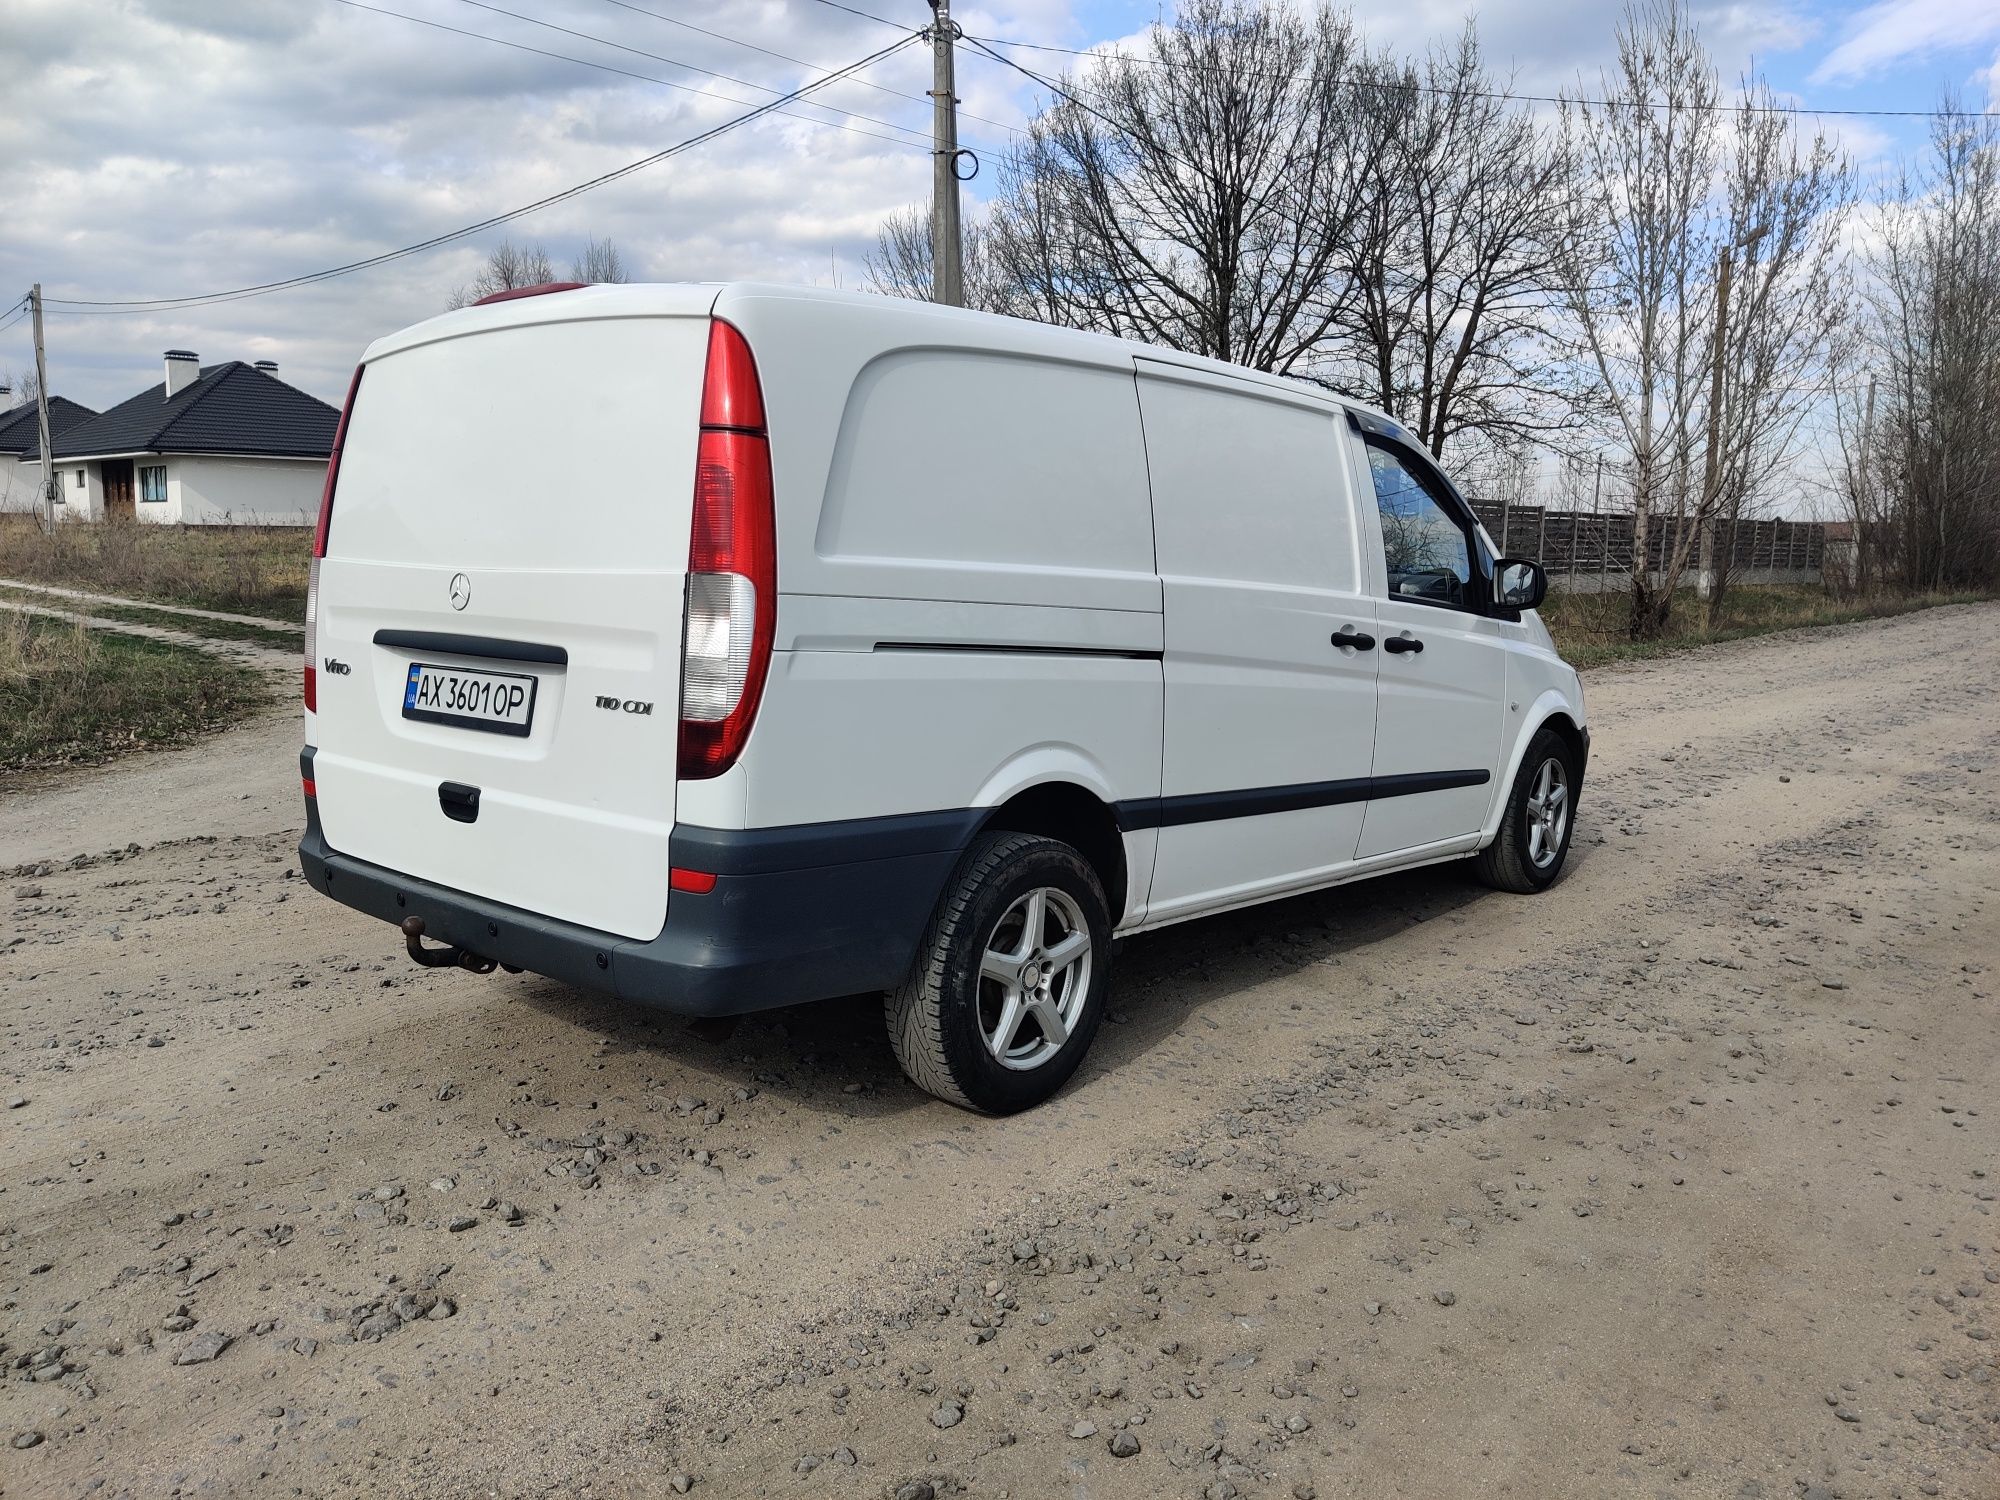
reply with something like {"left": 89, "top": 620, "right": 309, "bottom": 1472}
{"left": 1811, "top": 0, "right": 2000, "bottom": 82}
{"left": 0, "top": 0, "right": 1050, "bottom": 407}
{"left": 0, "top": 0, "right": 1876, "bottom": 416}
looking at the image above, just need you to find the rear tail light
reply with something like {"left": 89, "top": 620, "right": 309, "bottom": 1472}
{"left": 306, "top": 365, "right": 363, "bottom": 714}
{"left": 678, "top": 321, "right": 775, "bottom": 780}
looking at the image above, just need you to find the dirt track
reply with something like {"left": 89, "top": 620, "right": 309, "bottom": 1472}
{"left": 3, "top": 604, "right": 1996, "bottom": 1500}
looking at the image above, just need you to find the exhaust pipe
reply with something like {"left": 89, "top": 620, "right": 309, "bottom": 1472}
{"left": 401, "top": 915, "right": 499, "bottom": 974}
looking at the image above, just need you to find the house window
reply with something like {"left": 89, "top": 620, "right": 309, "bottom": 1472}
{"left": 74, "top": 469, "right": 85, "bottom": 490}
{"left": 140, "top": 465, "right": 168, "bottom": 503}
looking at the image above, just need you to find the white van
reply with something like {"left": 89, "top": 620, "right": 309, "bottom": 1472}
{"left": 300, "top": 282, "right": 1587, "bottom": 1113}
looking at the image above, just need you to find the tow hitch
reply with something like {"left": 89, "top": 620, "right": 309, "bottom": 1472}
{"left": 401, "top": 915, "right": 499, "bottom": 974}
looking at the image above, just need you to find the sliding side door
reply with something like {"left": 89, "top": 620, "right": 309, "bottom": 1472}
{"left": 1135, "top": 360, "right": 1378, "bottom": 924}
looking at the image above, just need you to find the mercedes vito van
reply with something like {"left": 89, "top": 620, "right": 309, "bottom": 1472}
{"left": 299, "top": 281, "right": 1587, "bottom": 1113}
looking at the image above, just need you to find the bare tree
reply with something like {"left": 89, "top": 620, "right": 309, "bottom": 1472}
{"left": 1823, "top": 368, "right": 1891, "bottom": 595}
{"left": 980, "top": 0, "right": 1380, "bottom": 374}
{"left": 1867, "top": 100, "right": 2000, "bottom": 593}
{"left": 5, "top": 368, "right": 41, "bottom": 407}
{"left": 869, "top": 8, "right": 1591, "bottom": 464}
{"left": 863, "top": 205, "right": 1009, "bottom": 313}
{"left": 569, "top": 236, "right": 628, "bottom": 284}
{"left": 1698, "top": 80, "right": 1855, "bottom": 621}
{"left": 1330, "top": 27, "right": 1592, "bottom": 465}
{"left": 446, "top": 239, "right": 557, "bottom": 309}
{"left": 1558, "top": 0, "right": 1851, "bottom": 638}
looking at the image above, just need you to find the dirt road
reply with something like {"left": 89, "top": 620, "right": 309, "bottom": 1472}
{"left": 3, "top": 604, "right": 1996, "bottom": 1500}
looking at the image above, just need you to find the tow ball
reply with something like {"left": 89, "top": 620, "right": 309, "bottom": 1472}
{"left": 400, "top": 915, "right": 500, "bottom": 974}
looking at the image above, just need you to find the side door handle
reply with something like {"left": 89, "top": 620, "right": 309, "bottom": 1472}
{"left": 1383, "top": 635, "right": 1424, "bottom": 655}
{"left": 1331, "top": 628, "right": 1375, "bottom": 651}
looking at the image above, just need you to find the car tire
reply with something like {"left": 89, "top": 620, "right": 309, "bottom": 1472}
{"left": 1473, "top": 726, "right": 1579, "bottom": 894}
{"left": 887, "top": 831, "right": 1111, "bottom": 1114}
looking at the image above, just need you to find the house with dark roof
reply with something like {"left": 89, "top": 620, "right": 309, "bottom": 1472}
{"left": 34, "top": 351, "right": 340, "bottom": 525}
{"left": 0, "top": 390, "right": 100, "bottom": 512}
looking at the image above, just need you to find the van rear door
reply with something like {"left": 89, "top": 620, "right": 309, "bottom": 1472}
{"left": 307, "top": 286, "right": 717, "bottom": 941}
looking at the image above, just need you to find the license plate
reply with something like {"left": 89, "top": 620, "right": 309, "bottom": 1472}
{"left": 402, "top": 662, "right": 536, "bottom": 737}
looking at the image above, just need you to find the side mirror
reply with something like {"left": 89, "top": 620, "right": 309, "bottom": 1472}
{"left": 1494, "top": 558, "right": 1547, "bottom": 611}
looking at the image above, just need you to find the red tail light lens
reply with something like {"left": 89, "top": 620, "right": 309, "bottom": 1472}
{"left": 669, "top": 868, "right": 718, "bottom": 894}
{"left": 306, "top": 365, "right": 363, "bottom": 713}
{"left": 678, "top": 320, "right": 775, "bottom": 781}
{"left": 698, "top": 321, "right": 766, "bottom": 430}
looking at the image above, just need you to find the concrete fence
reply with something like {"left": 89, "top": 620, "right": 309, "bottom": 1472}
{"left": 1467, "top": 500, "right": 1829, "bottom": 592}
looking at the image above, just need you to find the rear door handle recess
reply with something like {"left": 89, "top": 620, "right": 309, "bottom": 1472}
{"left": 1384, "top": 635, "right": 1424, "bottom": 655}
{"left": 439, "top": 782, "right": 481, "bottom": 823}
{"left": 1331, "top": 628, "right": 1375, "bottom": 650}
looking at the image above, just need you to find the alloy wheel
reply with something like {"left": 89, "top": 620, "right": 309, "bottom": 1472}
{"left": 977, "top": 887, "right": 1092, "bottom": 1071}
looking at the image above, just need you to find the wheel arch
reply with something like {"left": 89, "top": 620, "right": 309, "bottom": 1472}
{"left": 1482, "top": 693, "right": 1587, "bottom": 844}
{"left": 973, "top": 781, "right": 1129, "bottom": 932}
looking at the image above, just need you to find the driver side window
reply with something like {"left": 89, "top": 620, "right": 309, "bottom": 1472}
{"left": 1366, "top": 442, "right": 1472, "bottom": 610}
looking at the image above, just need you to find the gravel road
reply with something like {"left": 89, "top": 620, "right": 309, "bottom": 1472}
{"left": 3, "top": 603, "right": 1996, "bottom": 1500}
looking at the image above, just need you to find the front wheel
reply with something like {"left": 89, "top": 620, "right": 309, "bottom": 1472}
{"left": 1473, "top": 727, "right": 1579, "bottom": 893}
{"left": 887, "top": 831, "right": 1111, "bottom": 1114}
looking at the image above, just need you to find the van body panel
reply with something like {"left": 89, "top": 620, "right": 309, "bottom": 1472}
{"left": 713, "top": 287, "right": 1159, "bottom": 615}
{"left": 775, "top": 592, "right": 1163, "bottom": 656}
{"left": 742, "top": 645, "right": 1163, "bottom": 848}
{"left": 1135, "top": 362, "right": 1380, "bottom": 920}
{"left": 310, "top": 308, "right": 709, "bottom": 941}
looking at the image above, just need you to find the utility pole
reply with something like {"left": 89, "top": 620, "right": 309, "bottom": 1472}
{"left": 1698, "top": 226, "right": 1767, "bottom": 629}
{"left": 1854, "top": 373, "right": 1878, "bottom": 595}
{"left": 30, "top": 284, "right": 57, "bottom": 534}
{"left": 927, "top": 0, "right": 964, "bottom": 307}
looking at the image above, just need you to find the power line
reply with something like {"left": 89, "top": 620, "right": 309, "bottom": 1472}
{"left": 968, "top": 31, "right": 2000, "bottom": 121}
{"left": 803, "top": 0, "right": 907, "bottom": 32}
{"left": 964, "top": 35, "right": 1196, "bottom": 171}
{"left": 314, "top": 0, "right": 923, "bottom": 153}
{"left": 584, "top": 0, "right": 1023, "bottom": 138}
{"left": 42, "top": 34, "right": 921, "bottom": 314}
{"left": 443, "top": 0, "right": 932, "bottom": 145}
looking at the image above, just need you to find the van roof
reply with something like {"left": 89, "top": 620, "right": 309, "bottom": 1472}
{"left": 364, "top": 280, "right": 1415, "bottom": 449}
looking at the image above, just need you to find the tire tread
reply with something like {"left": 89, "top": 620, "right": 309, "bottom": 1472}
{"left": 1474, "top": 727, "right": 1576, "bottom": 894}
{"left": 886, "top": 832, "right": 1051, "bottom": 1111}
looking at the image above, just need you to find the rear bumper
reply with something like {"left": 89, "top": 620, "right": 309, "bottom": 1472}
{"left": 297, "top": 751, "right": 972, "bottom": 1017}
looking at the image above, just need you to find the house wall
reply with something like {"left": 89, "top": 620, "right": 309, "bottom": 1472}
{"left": 0, "top": 454, "right": 30, "bottom": 513}
{"left": 8, "top": 455, "right": 323, "bottom": 525}
{"left": 163, "top": 456, "right": 324, "bottom": 526}
{"left": 0, "top": 456, "right": 96, "bottom": 519}
{"left": 73, "top": 460, "right": 103, "bottom": 520}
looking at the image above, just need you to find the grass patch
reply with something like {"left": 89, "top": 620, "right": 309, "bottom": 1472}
{"left": 0, "top": 584, "right": 304, "bottom": 649}
{"left": 0, "top": 514, "right": 307, "bottom": 622}
{"left": 0, "top": 610, "right": 268, "bottom": 773}
{"left": 1544, "top": 585, "right": 1996, "bottom": 669}
{"left": 91, "top": 601, "right": 302, "bottom": 651}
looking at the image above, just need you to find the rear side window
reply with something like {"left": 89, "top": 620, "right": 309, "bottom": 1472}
{"left": 1367, "top": 442, "right": 1472, "bottom": 609}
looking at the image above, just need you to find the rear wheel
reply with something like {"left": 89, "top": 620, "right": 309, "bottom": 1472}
{"left": 887, "top": 831, "right": 1111, "bottom": 1114}
{"left": 1473, "top": 727, "right": 1578, "bottom": 893}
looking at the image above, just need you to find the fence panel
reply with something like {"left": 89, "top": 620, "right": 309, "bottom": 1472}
{"left": 1463, "top": 499, "right": 1834, "bottom": 586}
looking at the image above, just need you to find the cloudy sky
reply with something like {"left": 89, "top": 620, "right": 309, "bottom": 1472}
{"left": 2, "top": 0, "right": 1996, "bottom": 412}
